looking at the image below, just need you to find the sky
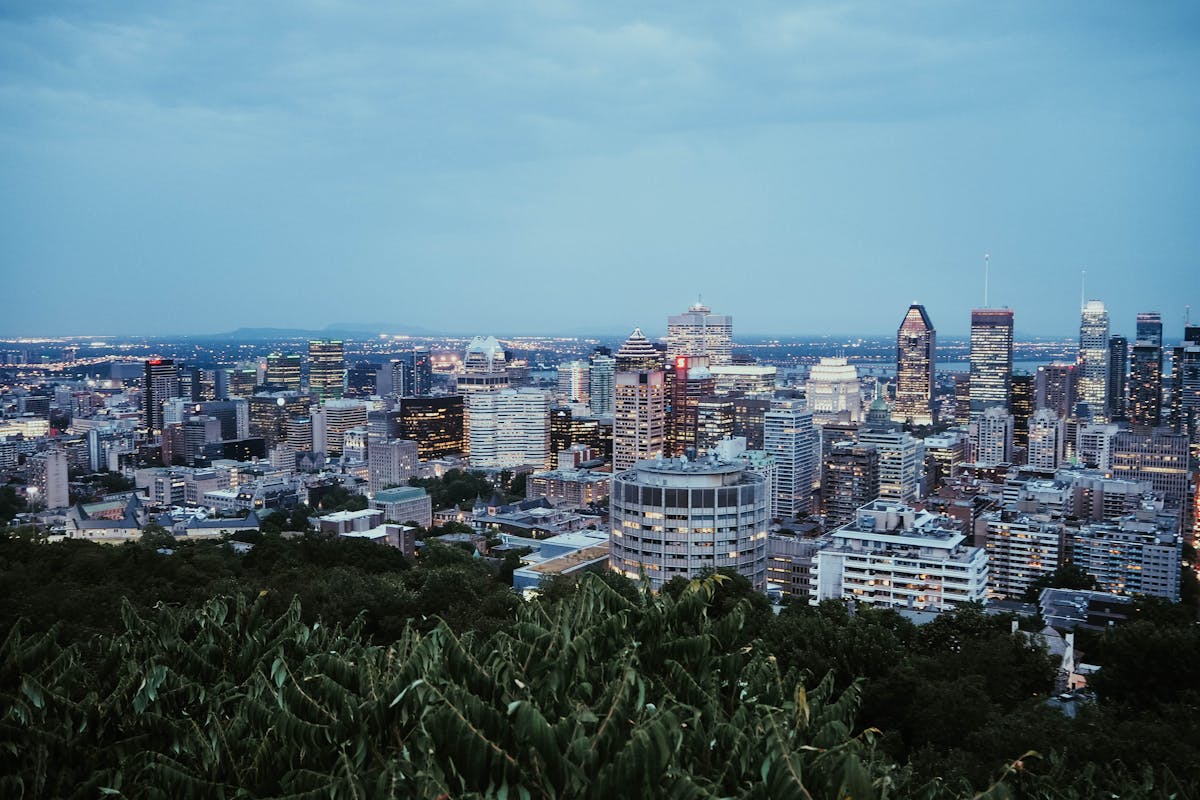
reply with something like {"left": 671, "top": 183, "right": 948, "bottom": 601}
{"left": 1, "top": 1, "right": 1198, "bottom": 339}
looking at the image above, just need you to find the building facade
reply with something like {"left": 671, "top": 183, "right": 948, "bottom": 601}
{"left": 666, "top": 302, "right": 733, "bottom": 365}
{"left": 894, "top": 303, "right": 936, "bottom": 425}
{"left": 969, "top": 309, "right": 1014, "bottom": 413}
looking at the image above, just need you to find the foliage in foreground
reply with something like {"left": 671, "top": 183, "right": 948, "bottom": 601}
{"left": 2, "top": 575, "right": 1016, "bottom": 800}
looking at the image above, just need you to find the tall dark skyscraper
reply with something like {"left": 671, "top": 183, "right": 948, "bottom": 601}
{"left": 1170, "top": 324, "right": 1200, "bottom": 438}
{"left": 410, "top": 347, "right": 433, "bottom": 397}
{"left": 1011, "top": 373, "right": 1034, "bottom": 458}
{"left": 308, "top": 339, "right": 346, "bottom": 400}
{"left": 969, "top": 309, "right": 1014, "bottom": 413}
{"left": 143, "top": 358, "right": 180, "bottom": 433}
{"left": 1130, "top": 312, "right": 1163, "bottom": 427}
{"left": 1107, "top": 335, "right": 1128, "bottom": 421}
{"left": 894, "top": 303, "right": 936, "bottom": 426}
{"left": 265, "top": 353, "right": 303, "bottom": 391}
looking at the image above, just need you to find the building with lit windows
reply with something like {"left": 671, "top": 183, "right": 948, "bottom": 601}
{"left": 666, "top": 355, "right": 716, "bottom": 457}
{"left": 395, "top": 396, "right": 464, "bottom": 459}
{"left": 1068, "top": 508, "right": 1181, "bottom": 601}
{"left": 1035, "top": 362, "right": 1077, "bottom": 418}
{"left": 368, "top": 439, "right": 419, "bottom": 495}
{"left": 857, "top": 398, "right": 924, "bottom": 504}
{"left": 588, "top": 349, "right": 616, "bottom": 417}
{"left": 248, "top": 392, "right": 312, "bottom": 449}
{"left": 1110, "top": 429, "right": 1189, "bottom": 512}
{"left": 764, "top": 400, "right": 816, "bottom": 518}
{"left": 1108, "top": 335, "right": 1128, "bottom": 421}
{"left": 983, "top": 510, "right": 1063, "bottom": 599}
{"left": 821, "top": 442, "right": 879, "bottom": 530}
{"left": 615, "top": 328, "right": 663, "bottom": 372}
{"left": 265, "top": 353, "right": 302, "bottom": 391}
{"left": 1077, "top": 301, "right": 1110, "bottom": 420}
{"left": 1130, "top": 312, "right": 1164, "bottom": 427}
{"left": 557, "top": 360, "right": 590, "bottom": 406}
{"left": 468, "top": 388, "right": 552, "bottom": 470}
{"left": 805, "top": 357, "right": 863, "bottom": 422}
{"left": 308, "top": 340, "right": 345, "bottom": 400}
{"left": 811, "top": 500, "right": 990, "bottom": 611}
{"left": 972, "top": 405, "right": 1013, "bottom": 467}
{"left": 667, "top": 302, "right": 733, "bottom": 366}
{"left": 1027, "top": 408, "right": 1065, "bottom": 471}
{"left": 609, "top": 457, "right": 769, "bottom": 591}
{"left": 894, "top": 304, "right": 936, "bottom": 425}
{"left": 613, "top": 370, "right": 666, "bottom": 471}
{"left": 144, "top": 359, "right": 180, "bottom": 433}
{"left": 708, "top": 365, "right": 777, "bottom": 397}
{"left": 969, "top": 309, "right": 1014, "bottom": 413}
{"left": 695, "top": 397, "right": 735, "bottom": 455}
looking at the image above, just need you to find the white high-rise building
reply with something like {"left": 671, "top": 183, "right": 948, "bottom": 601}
{"left": 468, "top": 389, "right": 552, "bottom": 469}
{"left": 982, "top": 510, "right": 1063, "bottom": 600}
{"left": 764, "top": 400, "right": 816, "bottom": 518}
{"left": 1076, "top": 422, "right": 1119, "bottom": 471}
{"left": 667, "top": 302, "right": 733, "bottom": 366}
{"left": 368, "top": 439, "right": 420, "bottom": 495}
{"left": 1027, "top": 408, "right": 1065, "bottom": 471}
{"left": 805, "top": 358, "right": 863, "bottom": 422}
{"left": 613, "top": 370, "right": 667, "bottom": 471}
{"left": 972, "top": 405, "right": 1013, "bottom": 466}
{"left": 314, "top": 399, "right": 369, "bottom": 457}
{"left": 1078, "top": 300, "right": 1110, "bottom": 420}
{"left": 32, "top": 448, "right": 69, "bottom": 509}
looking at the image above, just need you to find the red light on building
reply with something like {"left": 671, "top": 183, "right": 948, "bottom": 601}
{"left": 148, "top": 359, "right": 163, "bottom": 365}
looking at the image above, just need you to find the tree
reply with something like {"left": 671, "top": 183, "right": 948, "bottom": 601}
{"left": 1023, "top": 565, "right": 1097, "bottom": 602}
{"left": 0, "top": 485, "right": 26, "bottom": 523}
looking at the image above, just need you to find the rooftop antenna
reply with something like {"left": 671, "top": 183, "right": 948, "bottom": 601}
{"left": 1080, "top": 268, "right": 1086, "bottom": 311}
{"left": 983, "top": 254, "right": 990, "bottom": 308}
{"left": 1187, "top": 305, "right": 1192, "bottom": 325}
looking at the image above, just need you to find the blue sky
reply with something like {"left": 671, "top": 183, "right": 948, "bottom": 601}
{"left": 1, "top": 1, "right": 1197, "bottom": 338}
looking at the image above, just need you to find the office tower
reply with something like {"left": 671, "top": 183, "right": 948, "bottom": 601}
{"left": 811, "top": 500, "right": 989, "bottom": 611}
{"left": 1027, "top": 408, "right": 1066, "bottom": 471}
{"left": 969, "top": 309, "right": 1014, "bottom": 413}
{"left": 166, "top": 416, "right": 222, "bottom": 466}
{"left": 227, "top": 368, "right": 258, "bottom": 398}
{"left": 377, "top": 359, "right": 406, "bottom": 397}
{"left": 695, "top": 397, "right": 735, "bottom": 455}
{"left": 265, "top": 353, "right": 303, "bottom": 391}
{"left": 615, "top": 327, "right": 664, "bottom": 372}
{"left": 31, "top": 449, "right": 69, "bottom": 509}
{"left": 1107, "top": 335, "right": 1128, "bottom": 421}
{"left": 667, "top": 301, "right": 734, "bottom": 365}
{"left": 613, "top": 370, "right": 667, "bottom": 471}
{"left": 550, "top": 407, "right": 575, "bottom": 455}
{"left": 732, "top": 397, "right": 771, "bottom": 450}
{"left": 368, "top": 439, "right": 420, "bottom": 495}
{"left": 1010, "top": 373, "right": 1033, "bottom": 459}
{"left": 1169, "top": 326, "right": 1200, "bottom": 439}
{"left": 180, "top": 367, "right": 220, "bottom": 402}
{"left": 308, "top": 340, "right": 346, "bottom": 400}
{"left": 410, "top": 348, "right": 433, "bottom": 397}
{"left": 1078, "top": 301, "right": 1110, "bottom": 419}
{"left": 285, "top": 416, "right": 314, "bottom": 452}
{"left": 1111, "top": 429, "right": 1189, "bottom": 512}
{"left": 953, "top": 374, "right": 971, "bottom": 425}
{"left": 1130, "top": 312, "right": 1164, "bottom": 427}
{"left": 983, "top": 510, "right": 1063, "bottom": 600}
{"left": 821, "top": 441, "right": 879, "bottom": 530}
{"left": 924, "top": 429, "right": 969, "bottom": 488}
{"left": 1076, "top": 422, "right": 1119, "bottom": 471}
{"left": 588, "top": 349, "right": 616, "bottom": 417}
{"left": 609, "top": 457, "right": 769, "bottom": 591}
{"left": 395, "top": 396, "right": 465, "bottom": 460}
{"left": 764, "top": 400, "right": 816, "bottom": 518}
{"left": 666, "top": 355, "right": 716, "bottom": 457}
{"left": 458, "top": 336, "right": 510, "bottom": 394}
{"left": 709, "top": 365, "right": 777, "bottom": 396}
{"left": 894, "top": 304, "right": 936, "bottom": 425}
{"left": 316, "top": 399, "right": 369, "bottom": 457}
{"left": 345, "top": 361, "right": 381, "bottom": 398}
{"left": 248, "top": 393, "right": 312, "bottom": 449}
{"left": 1068, "top": 512, "right": 1181, "bottom": 601}
{"left": 973, "top": 406, "right": 1013, "bottom": 466}
{"left": 468, "top": 389, "right": 552, "bottom": 469}
{"left": 805, "top": 357, "right": 863, "bottom": 422}
{"left": 1035, "top": 362, "right": 1078, "bottom": 418}
{"left": 557, "top": 360, "right": 591, "bottom": 406}
{"left": 143, "top": 359, "right": 180, "bottom": 433}
{"left": 857, "top": 397, "right": 924, "bottom": 504}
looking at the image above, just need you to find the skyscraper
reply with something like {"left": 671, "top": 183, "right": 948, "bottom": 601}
{"left": 468, "top": 389, "right": 552, "bottom": 469}
{"left": 410, "top": 347, "right": 433, "bottom": 397}
{"left": 763, "top": 400, "right": 816, "bottom": 518}
{"left": 557, "top": 360, "right": 591, "bottom": 406}
{"left": 1027, "top": 408, "right": 1065, "bottom": 471}
{"left": 615, "top": 328, "right": 663, "bottom": 372}
{"left": 821, "top": 441, "right": 879, "bottom": 530}
{"left": 894, "top": 303, "right": 936, "bottom": 426}
{"left": 1130, "top": 312, "right": 1163, "bottom": 427}
{"left": 1107, "top": 335, "right": 1129, "bottom": 421}
{"left": 143, "top": 358, "right": 181, "bottom": 433}
{"left": 667, "top": 302, "right": 733, "bottom": 365}
{"left": 1035, "top": 362, "right": 1077, "bottom": 417}
{"left": 1010, "top": 373, "right": 1034, "bottom": 460}
{"left": 265, "top": 353, "right": 302, "bottom": 391}
{"left": 805, "top": 357, "right": 863, "bottom": 422}
{"left": 613, "top": 369, "right": 667, "bottom": 471}
{"left": 666, "top": 355, "right": 716, "bottom": 457}
{"left": 972, "top": 405, "right": 1013, "bottom": 466}
{"left": 308, "top": 340, "right": 345, "bottom": 401}
{"left": 588, "top": 349, "right": 616, "bottom": 417}
{"left": 1077, "top": 301, "right": 1110, "bottom": 419}
{"left": 969, "top": 309, "right": 1014, "bottom": 413}
{"left": 395, "top": 396, "right": 465, "bottom": 459}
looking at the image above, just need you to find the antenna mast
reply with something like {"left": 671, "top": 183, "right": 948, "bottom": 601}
{"left": 1080, "top": 269, "right": 1086, "bottom": 311}
{"left": 984, "top": 254, "right": 990, "bottom": 308}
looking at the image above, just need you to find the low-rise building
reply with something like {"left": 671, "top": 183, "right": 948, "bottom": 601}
{"left": 982, "top": 510, "right": 1064, "bottom": 599}
{"left": 369, "top": 486, "right": 433, "bottom": 529}
{"left": 811, "top": 499, "right": 990, "bottom": 611}
{"left": 1067, "top": 506, "right": 1182, "bottom": 601}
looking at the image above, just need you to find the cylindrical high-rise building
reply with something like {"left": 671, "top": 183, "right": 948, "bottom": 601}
{"left": 610, "top": 457, "right": 768, "bottom": 590}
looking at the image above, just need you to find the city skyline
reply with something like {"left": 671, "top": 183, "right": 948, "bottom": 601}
{"left": 2, "top": 2, "right": 1198, "bottom": 337}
